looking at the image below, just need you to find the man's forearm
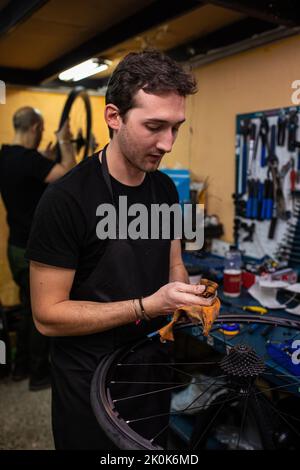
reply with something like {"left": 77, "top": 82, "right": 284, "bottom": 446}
{"left": 59, "top": 142, "right": 76, "bottom": 170}
{"left": 35, "top": 299, "right": 138, "bottom": 337}
{"left": 169, "top": 262, "right": 189, "bottom": 283}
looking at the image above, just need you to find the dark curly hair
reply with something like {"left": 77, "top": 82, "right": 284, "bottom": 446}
{"left": 105, "top": 50, "right": 197, "bottom": 137}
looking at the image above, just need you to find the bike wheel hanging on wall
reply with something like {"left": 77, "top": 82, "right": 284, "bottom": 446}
{"left": 56, "top": 86, "right": 92, "bottom": 163}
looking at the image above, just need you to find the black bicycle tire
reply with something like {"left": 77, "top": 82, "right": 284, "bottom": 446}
{"left": 91, "top": 313, "right": 300, "bottom": 450}
{"left": 56, "top": 86, "right": 92, "bottom": 162}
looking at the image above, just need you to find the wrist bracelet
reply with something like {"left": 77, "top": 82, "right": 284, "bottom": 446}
{"left": 138, "top": 297, "right": 151, "bottom": 321}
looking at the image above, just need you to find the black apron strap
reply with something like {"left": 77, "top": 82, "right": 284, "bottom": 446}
{"left": 101, "top": 144, "right": 115, "bottom": 205}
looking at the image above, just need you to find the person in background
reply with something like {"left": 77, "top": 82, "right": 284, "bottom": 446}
{"left": 0, "top": 106, "right": 76, "bottom": 390}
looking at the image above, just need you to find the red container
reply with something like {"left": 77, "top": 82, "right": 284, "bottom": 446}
{"left": 223, "top": 269, "right": 241, "bottom": 297}
{"left": 242, "top": 271, "right": 256, "bottom": 289}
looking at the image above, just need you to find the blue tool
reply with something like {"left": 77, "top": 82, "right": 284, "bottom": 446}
{"left": 259, "top": 116, "right": 269, "bottom": 168}
{"left": 267, "top": 340, "right": 300, "bottom": 376}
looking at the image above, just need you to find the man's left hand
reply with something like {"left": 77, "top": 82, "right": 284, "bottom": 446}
{"left": 41, "top": 141, "right": 57, "bottom": 161}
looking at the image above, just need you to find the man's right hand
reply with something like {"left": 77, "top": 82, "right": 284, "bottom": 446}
{"left": 143, "top": 282, "right": 214, "bottom": 318}
{"left": 56, "top": 118, "right": 73, "bottom": 144}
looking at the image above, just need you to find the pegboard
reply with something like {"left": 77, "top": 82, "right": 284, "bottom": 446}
{"left": 234, "top": 105, "right": 300, "bottom": 262}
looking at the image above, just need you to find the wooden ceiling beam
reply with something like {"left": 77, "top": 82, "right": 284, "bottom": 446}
{"left": 0, "top": 0, "right": 49, "bottom": 37}
{"left": 203, "top": 0, "right": 300, "bottom": 27}
{"left": 167, "top": 17, "right": 277, "bottom": 61}
{"left": 38, "top": 0, "right": 203, "bottom": 83}
{"left": 0, "top": 66, "right": 40, "bottom": 85}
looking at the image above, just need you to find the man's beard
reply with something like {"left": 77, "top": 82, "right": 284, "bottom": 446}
{"left": 123, "top": 151, "right": 160, "bottom": 173}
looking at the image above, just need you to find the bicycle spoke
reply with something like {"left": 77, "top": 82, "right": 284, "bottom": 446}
{"left": 113, "top": 383, "right": 191, "bottom": 402}
{"left": 191, "top": 392, "right": 238, "bottom": 450}
{"left": 263, "top": 371, "right": 300, "bottom": 381}
{"left": 125, "top": 394, "right": 240, "bottom": 425}
{"left": 116, "top": 361, "right": 221, "bottom": 366}
{"left": 181, "top": 377, "right": 230, "bottom": 413}
{"left": 262, "top": 396, "right": 300, "bottom": 440}
{"left": 254, "top": 381, "right": 300, "bottom": 395}
{"left": 113, "top": 375, "right": 233, "bottom": 403}
{"left": 236, "top": 381, "right": 252, "bottom": 449}
{"left": 145, "top": 378, "right": 228, "bottom": 445}
{"left": 112, "top": 380, "right": 190, "bottom": 385}
{"left": 271, "top": 409, "right": 300, "bottom": 424}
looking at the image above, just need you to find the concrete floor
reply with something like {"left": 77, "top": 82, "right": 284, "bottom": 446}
{"left": 0, "top": 376, "right": 54, "bottom": 450}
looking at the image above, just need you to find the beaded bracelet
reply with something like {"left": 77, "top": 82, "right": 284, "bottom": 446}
{"left": 132, "top": 298, "right": 151, "bottom": 321}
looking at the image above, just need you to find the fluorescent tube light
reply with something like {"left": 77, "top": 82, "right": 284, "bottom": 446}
{"left": 59, "top": 58, "right": 111, "bottom": 82}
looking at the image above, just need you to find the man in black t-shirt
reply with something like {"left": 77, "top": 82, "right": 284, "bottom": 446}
{"left": 0, "top": 106, "right": 76, "bottom": 389}
{"left": 26, "top": 51, "right": 213, "bottom": 449}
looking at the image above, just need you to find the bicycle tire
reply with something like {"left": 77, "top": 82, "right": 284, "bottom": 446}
{"left": 56, "top": 87, "right": 92, "bottom": 162}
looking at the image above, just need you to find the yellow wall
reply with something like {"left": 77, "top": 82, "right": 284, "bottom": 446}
{"left": 164, "top": 33, "right": 300, "bottom": 242}
{"left": 0, "top": 87, "right": 108, "bottom": 304}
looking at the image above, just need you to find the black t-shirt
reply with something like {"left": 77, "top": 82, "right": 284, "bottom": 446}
{"left": 0, "top": 144, "right": 55, "bottom": 248}
{"left": 26, "top": 153, "right": 179, "bottom": 293}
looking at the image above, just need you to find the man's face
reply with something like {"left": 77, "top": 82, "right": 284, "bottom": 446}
{"left": 116, "top": 90, "right": 186, "bottom": 173}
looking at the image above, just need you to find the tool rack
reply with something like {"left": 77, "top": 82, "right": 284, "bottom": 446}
{"left": 234, "top": 105, "right": 300, "bottom": 266}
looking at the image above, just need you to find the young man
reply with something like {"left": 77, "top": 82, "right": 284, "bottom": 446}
{"left": 26, "top": 50, "right": 212, "bottom": 448}
{"left": 0, "top": 107, "right": 75, "bottom": 389}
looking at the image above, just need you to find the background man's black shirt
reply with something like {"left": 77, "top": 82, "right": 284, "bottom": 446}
{"left": 0, "top": 144, "right": 55, "bottom": 248}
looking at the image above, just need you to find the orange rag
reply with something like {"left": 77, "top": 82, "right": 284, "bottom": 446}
{"left": 158, "top": 279, "right": 221, "bottom": 342}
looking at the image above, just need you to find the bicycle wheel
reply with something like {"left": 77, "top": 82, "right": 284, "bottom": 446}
{"left": 91, "top": 313, "right": 300, "bottom": 450}
{"left": 56, "top": 86, "right": 92, "bottom": 163}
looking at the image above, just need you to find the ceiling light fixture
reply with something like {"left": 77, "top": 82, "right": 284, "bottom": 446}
{"left": 59, "top": 58, "right": 112, "bottom": 82}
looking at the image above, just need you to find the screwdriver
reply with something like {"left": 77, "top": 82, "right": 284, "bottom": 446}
{"left": 241, "top": 305, "right": 268, "bottom": 314}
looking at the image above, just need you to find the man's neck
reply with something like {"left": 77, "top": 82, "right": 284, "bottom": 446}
{"left": 101, "top": 141, "right": 146, "bottom": 186}
{"left": 13, "top": 133, "right": 34, "bottom": 149}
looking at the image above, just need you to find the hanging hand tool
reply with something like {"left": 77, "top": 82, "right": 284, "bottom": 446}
{"left": 260, "top": 180, "right": 267, "bottom": 220}
{"left": 270, "top": 124, "right": 277, "bottom": 160}
{"left": 297, "top": 149, "right": 300, "bottom": 186}
{"left": 259, "top": 115, "right": 269, "bottom": 167}
{"left": 267, "top": 130, "right": 288, "bottom": 238}
{"left": 236, "top": 134, "right": 242, "bottom": 195}
{"left": 251, "top": 179, "right": 259, "bottom": 219}
{"left": 266, "top": 179, "right": 274, "bottom": 220}
{"left": 232, "top": 194, "right": 246, "bottom": 218}
{"left": 247, "top": 123, "right": 257, "bottom": 177}
{"left": 240, "top": 119, "right": 251, "bottom": 195}
{"left": 268, "top": 173, "right": 279, "bottom": 239}
{"left": 245, "top": 123, "right": 258, "bottom": 218}
{"left": 246, "top": 179, "right": 254, "bottom": 218}
{"left": 277, "top": 111, "right": 287, "bottom": 147}
{"left": 288, "top": 110, "right": 298, "bottom": 152}
{"left": 241, "top": 221, "right": 256, "bottom": 242}
{"left": 290, "top": 157, "right": 297, "bottom": 210}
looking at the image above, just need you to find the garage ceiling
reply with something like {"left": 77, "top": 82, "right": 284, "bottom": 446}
{"left": 0, "top": 0, "right": 300, "bottom": 89}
